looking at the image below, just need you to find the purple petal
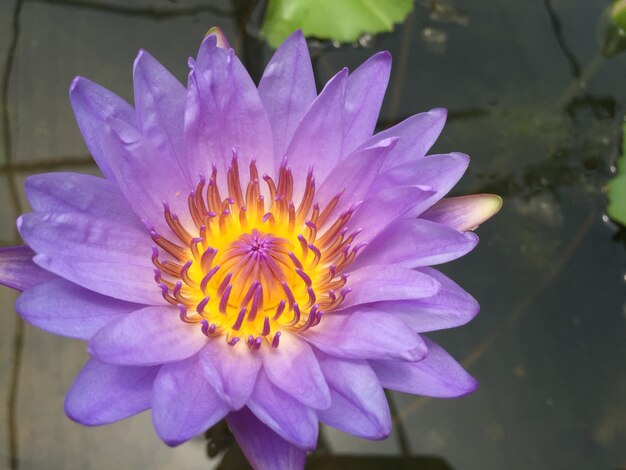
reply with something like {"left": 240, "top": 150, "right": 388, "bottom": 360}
{"left": 352, "top": 218, "right": 478, "bottom": 270}
{"left": 199, "top": 340, "right": 261, "bottom": 410}
{"left": 227, "top": 407, "right": 306, "bottom": 470}
{"left": 261, "top": 334, "right": 330, "bottom": 410}
{"left": 89, "top": 306, "right": 207, "bottom": 366}
{"left": 258, "top": 30, "right": 317, "bottom": 161}
{"left": 0, "top": 245, "right": 56, "bottom": 292}
{"left": 18, "top": 212, "right": 150, "bottom": 266}
{"left": 346, "top": 185, "right": 436, "bottom": 244}
{"left": 316, "top": 354, "right": 391, "bottom": 439}
{"left": 24, "top": 172, "right": 142, "bottom": 229}
{"left": 422, "top": 194, "right": 503, "bottom": 231}
{"left": 16, "top": 278, "right": 140, "bottom": 340}
{"left": 33, "top": 253, "right": 160, "bottom": 305}
{"left": 185, "top": 35, "right": 274, "bottom": 186}
{"left": 69, "top": 77, "right": 135, "bottom": 181}
{"left": 301, "top": 309, "right": 426, "bottom": 361}
{"left": 152, "top": 355, "right": 229, "bottom": 446}
{"left": 284, "top": 69, "right": 347, "bottom": 195}
{"left": 18, "top": 211, "right": 160, "bottom": 304}
{"left": 133, "top": 49, "right": 187, "bottom": 181}
{"left": 371, "top": 336, "right": 478, "bottom": 397}
{"left": 247, "top": 370, "right": 318, "bottom": 449}
{"left": 340, "top": 265, "right": 440, "bottom": 309}
{"left": 368, "top": 267, "right": 479, "bottom": 333}
{"left": 103, "top": 117, "right": 193, "bottom": 235}
{"left": 366, "top": 108, "right": 447, "bottom": 171}
{"left": 65, "top": 358, "right": 158, "bottom": 426}
{"left": 373, "top": 153, "right": 470, "bottom": 215}
{"left": 342, "top": 51, "right": 391, "bottom": 156}
{"left": 316, "top": 137, "right": 397, "bottom": 221}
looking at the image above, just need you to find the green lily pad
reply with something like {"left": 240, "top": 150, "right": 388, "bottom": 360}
{"left": 261, "top": 0, "right": 414, "bottom": 48}
{"left": 602, "top": 0, "right": 626, "bottom": 57}
{"left": 607, "top": 119, "right": 626, "bottom": 226}
{"left": 611, "top": 0, "right": 626, "bottom": 28}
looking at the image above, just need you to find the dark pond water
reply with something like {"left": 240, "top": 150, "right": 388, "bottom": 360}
{"left": 0, "top": 0, "right": 625, "bottom": 469}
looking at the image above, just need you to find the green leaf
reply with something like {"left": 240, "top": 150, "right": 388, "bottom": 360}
{"left": 607, "top": 119, "right": 626, "bottom": 226}
{"left": 261, "top": 0, "right": 414, "bottom": 48}
{"left": 602, "top": 0, "right": 626, "bottom": 57}
{"left": 611, "top": 0, "right": 626, "bottom": 29}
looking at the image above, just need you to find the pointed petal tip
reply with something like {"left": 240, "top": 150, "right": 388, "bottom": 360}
{"left": 364, "top": 50, "right": 392, "bottom": 69}
{"left": 429, "top": 107, "right": 448, "bottom": 118}
{"left": 69, "top": 76, "right": 81, "bottom": 94}
{"left": 327, "top": 67, "right": 349, "bottom": 83}
{"left": 286, "top": 29, "right": 305, "bottom": 41}
{"left": 421, "top": 193, "right": 502, "bottom": 231}
{"left": 448, "top": 374, "right": 479, "bottom": 398}
{"left": 133, "top": 48, "right": 151, "bottom": 73}
{"left": 69, "top": 76, "right": 92, "bottom": 97}
{"left": 449, "top": 151, "right": 470, "bottom": 164}
{"left": 205, "top": 26, "right": 230, "bottom": 50}
{"left": 377, "top": 50, "right": 392, "bottom": 62}
{"left": 465, "top": 194, "right": 502, "bottom": 230}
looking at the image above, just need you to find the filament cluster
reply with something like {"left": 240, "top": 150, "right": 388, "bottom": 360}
{"left": 150, "top": 153, "right": 364, "bottom": 349}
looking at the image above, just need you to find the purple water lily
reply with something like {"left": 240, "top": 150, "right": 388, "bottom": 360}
{"left": 0, "top": 29, "right": 500, "bottom": 469}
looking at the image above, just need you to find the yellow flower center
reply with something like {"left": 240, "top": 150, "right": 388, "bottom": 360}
{"left": 151, "top": 155, "right": 362, "bottom": 349}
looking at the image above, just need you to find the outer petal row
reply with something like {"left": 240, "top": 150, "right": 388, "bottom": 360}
{"left": 369, "top": 267, "right": 480, "bottom": 333}
{"left": 16, "top": 278, "right": 140, "bottom": 340}
{"left": 371, "top": 337, "right": 477, "bottom": 398}
{"left": 352, "top": 218, "right": 478, "bottom": 270}
{"left": 18, "top": 211, "right": 160, "bottom": 305}
{"left": 0, "top": 245, "right": 56, "bottom": 292}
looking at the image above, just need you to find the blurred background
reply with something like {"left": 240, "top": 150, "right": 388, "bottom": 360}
{"left": 1, "top": 0, "right": 625, "bottom": 468}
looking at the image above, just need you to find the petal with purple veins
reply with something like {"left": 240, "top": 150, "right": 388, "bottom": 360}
{"left": 69, "top": 77, "right": 135, "bottom": 182}
{"left": 352, "top": 218, "right": 478, "bottom": 269}
{"left": 261, "top": 333, "right": 330, "bottom": 410}
{"left": 65, "top": 358, "right": 158, "bottom": 426}
{"left": 347, "top": 185, "right": 436, "bottom": 244}
{"left": 340, "top": 265, "right": 440, "bottom": 309}
{"left": 342, "top": 51, "right": 391, "bottom": 156}
{"left": 16, "top": 278, "right": 140, "bottom": 340}
{"left": 24, "top": 172, "right": 142, "bottom": 229}
{"left": 103, "top": 117, "right": 193, "bottom": 234}
{"left": 371, "top": 336, "right": 478, "bottom": 397}
{"left": 284, "top": 68, "right": 347, "bottom": 195}
{"left": 372, "top": 153, "right": 470, "bottom": 215}
{"left": 18, "top": 211, "right": 160, "bottom": 304}
{"left": 89, "top": 306, "right": 207, "bottom": 366}
{"left": 0, "top": 245, "right": 56, "bottom": 292}
{"left": 199, "top": 339, "right": 262, "bottom": 410}
{"left": 317, "top": 353, "right": 391, "bottom": 439}
{"left": 152, "top": 355, "right": 229, "bottom": 446}
{"left": 367, "top": 267, "right": 479, "bottom": 333}
{"left": 247, "top": 369, "right": 318, "bottom": 449}
{"left": 258, "top": 30, "right": 317, "bottom": 162}
{"left": 316, "top": 137, "right": 397, "bottom": 220}
{"left": 227, "top": 407, "right": 307, "bottom": 469}
{"left": 185, "top": 35, "right": 274, "bottom": 184}
{"left": 363, "top": 108, "right": 448, "bottom": 171}
{"left": 301, "top": 309, "right": 425, "bottom": 361}
{"left": 133, "top": 49, "right": 187, "bottom": 182}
